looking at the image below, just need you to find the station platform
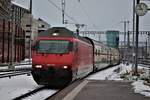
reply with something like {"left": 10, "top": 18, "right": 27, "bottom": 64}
{"left": 62, "top": 80, "right": 150, "bottom": 100}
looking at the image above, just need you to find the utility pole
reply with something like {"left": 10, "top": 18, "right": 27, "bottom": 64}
{"left": 62, "top": 0, "right": 65, "bottom": 24}
{"left": 75, "top": 24, "right": 85, "bottom": 35}
{"left": 132, "top": 0, "right": 136, "bottom": 70}
{"left": 123, "top": 21, "right": 128, "bottom": 62}
{"left": 135, "top": 0, "right": 140, "bottom": 75}
{"left": 127, "top": 21, "right": 130, "bottom": 48}
{"left": 30, "top": 0, "right": 32, "bottom": 14}
{"left": 126, "top": 20, "right": 130, "bottom": 63}
{"left": 124, "top": 21, "right": 127, "bottom": 47}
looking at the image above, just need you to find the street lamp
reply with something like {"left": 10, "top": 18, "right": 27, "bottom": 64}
{"left": 29, "top": 0, "right": 32, "bottom": 63}
{"left": 134, "top": 0, "right": 140, "bottom": 76}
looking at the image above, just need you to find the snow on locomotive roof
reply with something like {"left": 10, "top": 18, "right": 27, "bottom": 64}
{"left": 38, "top": 27, "right": 91, "bottom": 44}
{"left": 38, "top": 27, "right": 76, "bottom": 37}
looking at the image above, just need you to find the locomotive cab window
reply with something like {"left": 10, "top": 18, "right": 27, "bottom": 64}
{"left": 36, "top": 40, "right": 73, "bottom": 54}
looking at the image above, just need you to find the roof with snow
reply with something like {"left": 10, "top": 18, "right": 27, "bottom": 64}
{"left": 11, "top": 1, "right": 29, "bottom": 10}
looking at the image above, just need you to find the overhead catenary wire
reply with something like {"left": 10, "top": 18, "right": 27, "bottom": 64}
{"left": 47, "top": 0, "right": 78, "bottom": 24}
{"left": 77, "top": 1, "right": 98, "bottom": 29}
{"left": 15, "top": 0, "right": 97, "bottom": 29}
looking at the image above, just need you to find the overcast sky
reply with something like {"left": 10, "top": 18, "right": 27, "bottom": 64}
{"left": 14, "top": 0, "right": 150, "bottom": 32}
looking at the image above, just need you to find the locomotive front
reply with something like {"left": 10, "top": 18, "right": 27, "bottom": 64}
{"left": 32, "top": 28, "right": 76, "bottom": 87}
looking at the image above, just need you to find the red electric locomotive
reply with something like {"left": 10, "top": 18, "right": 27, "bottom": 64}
{"left": 32, "top": 27, "right": 93, "bottom": 87}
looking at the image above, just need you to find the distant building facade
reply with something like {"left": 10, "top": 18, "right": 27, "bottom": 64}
{"left": 11, "top": 2, "right": 30, "bottom": 25}
{"left": 106, "top": 30, "right": 119, "bottom": 48}
{"left": 37, "top": 18, "right": 51, "bottom": 33}
{"left": 11, "top": 2, "right": 31, "bottom": 58}
{"left": 10, "top": 2, "right": 51, "bottom": 58}
{"left": 0, "top": 0, "right": 11, "bottom": 20}
{"left": 21, "top": 13, "right": 36, "bottom": 57}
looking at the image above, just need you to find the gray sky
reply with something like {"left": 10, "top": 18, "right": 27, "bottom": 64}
{"left": 14, "top": 0, "right": 150, "bottom": 32}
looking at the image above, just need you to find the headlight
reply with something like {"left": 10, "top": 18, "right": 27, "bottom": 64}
{"left": 35, "top": 65, "right": 42, "bottom": 68}
{"left": 62, "top": 65, "right": 68, "bottom": 69}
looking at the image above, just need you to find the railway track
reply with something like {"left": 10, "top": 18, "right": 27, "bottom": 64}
{"left": 0, "top": 63, "right": 32, "bottom": 78}
{"left": 139, "top": 59, "right": 150, "bottom": 68}
{"left": 12, "top": 86, "right": 50, "bottom": 100}
{"left": 12, "top": 86, "right": 63, "bottom": 100}
{"left": 11, "top": 80, "right": 83, "bottom": 100}
{"left": 0, "top": 70, "right": 31, "bottom": 78}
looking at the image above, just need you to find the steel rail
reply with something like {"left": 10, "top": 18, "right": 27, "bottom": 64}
{"left": 0, "top": 68, "right": 32, "bottom": 72}
{"left": 12, "top": 86, "right": 47, "bottom": 100}
{"left": 0, "top": 71, "right": 31, "bottom": 78}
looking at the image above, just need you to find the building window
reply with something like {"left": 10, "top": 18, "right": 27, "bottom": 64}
{"left": 41, "top": 25, "right": 45, "bottom": 28}
{"left": 26, "top": 24, "right": 31, "bottom": 27}
{"left": 26, "top": 30, "right": 31, "bottom": 33}
{"left": 26, "top": 36, "right": 30, "bottom": 38}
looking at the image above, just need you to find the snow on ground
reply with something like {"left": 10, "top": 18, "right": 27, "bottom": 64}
{"left": 0, "top": 75, "right": 57, "bottom": 100}
{"left": 14, "top": 64, "right": 32, "bottom": 69}
{"left": 87, "top": 65, "right": 120, "bottom": 80}
{"left": 0, "top": 75, "right": 37, "bottom": 100}
{"left": 132, "top": 80, "right": 150, "bottom": 97}
{"left": 0, "top": 59, "right": 57, "bottom": 100}
{"left": 87, "top": 63, "right": 132, "bottom": 80}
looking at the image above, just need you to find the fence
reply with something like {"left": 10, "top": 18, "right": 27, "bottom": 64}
{"left": 0, "top": 19, "right": 25, "bottom": 64}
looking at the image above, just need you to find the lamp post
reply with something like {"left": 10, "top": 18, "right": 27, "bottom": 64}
{"left": 62, "top": 0, "right": 65, "bottom": 24}
{"left": 29, "top": 0, "right": 32, "bottom": 63}
{"left": 134, "top": 0, "right": 149, "bottom": 75}
{"left": 134, "top": 0, "right": 140, "bottom": 75}
{"left": 132, "top": 0, "right": 136, "bottom": 71}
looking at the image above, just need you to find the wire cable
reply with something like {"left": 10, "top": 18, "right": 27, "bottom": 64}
{"left": 78, "top": 1, "right": 98, "bottom": 29}
{"left": 47, "top": 0, "right": 78, "bottom": 24}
